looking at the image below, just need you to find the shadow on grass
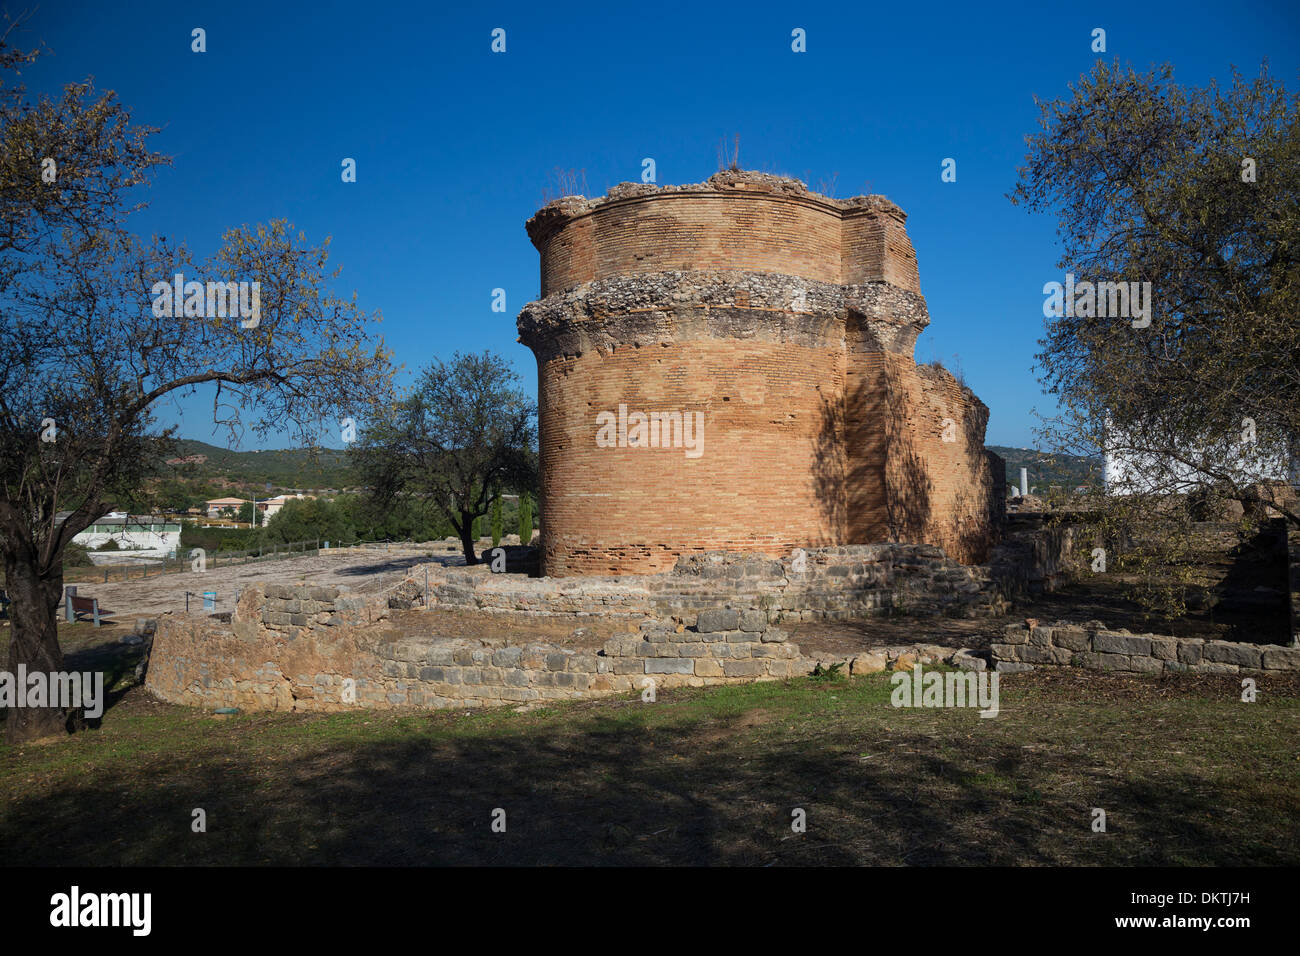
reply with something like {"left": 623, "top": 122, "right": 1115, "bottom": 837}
{"left": 1, "top": 695, "right": 1292, "bottom": 866}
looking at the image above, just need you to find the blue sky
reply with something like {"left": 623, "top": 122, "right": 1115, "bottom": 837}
{"left": 17, "top": 0, "right": 1300, "bottom": 449}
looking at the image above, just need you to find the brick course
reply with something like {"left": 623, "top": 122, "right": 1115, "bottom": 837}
{"left": 518, "top": 171, "right": 1000, "bottom": 576}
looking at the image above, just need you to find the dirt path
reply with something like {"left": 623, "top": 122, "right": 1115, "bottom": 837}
{"left": 70, "top": 545, "right": 462, "bottom": 622}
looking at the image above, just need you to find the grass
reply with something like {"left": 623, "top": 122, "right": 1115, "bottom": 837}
{"left": 1, "top": 627, "right": 1298, "bottom": 865}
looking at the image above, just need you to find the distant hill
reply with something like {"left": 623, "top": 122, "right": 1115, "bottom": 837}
{"left": 164, "top": 439, "right": 1097, "bottom": 498}
{"left": 167, "top": 440, "right": 356, "bottom": 491}
{"left": 987, "top": 446, "right": 1102, "bottom": 493}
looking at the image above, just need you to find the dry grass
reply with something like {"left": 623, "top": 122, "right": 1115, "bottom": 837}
{"left": 1, "top": 627, "right": 1297, "bottom": 866}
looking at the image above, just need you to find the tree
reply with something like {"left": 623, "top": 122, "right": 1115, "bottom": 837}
{"left": 0, "top": 42, "right": 393, "bottom": 742}
{"left": 1012, "top": 59, "right": 1299, "bottom": 524}
{"left": 490, "top": 494, "right": 503, "bottom": 547}
{"left": 1011, "top": 59, "right": 1299, "bottom": 619}
{"left": 264, "top": 497, "right": 356, "bottom": 546}
{"left": 518, "top": 491, "right": 534, "bottom": 544}
{"left": 351, "top": 352, "right": 536, "bottom": 565}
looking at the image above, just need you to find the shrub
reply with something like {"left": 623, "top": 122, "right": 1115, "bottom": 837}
{"left": 518, "top": 492, "right": 533, "bottom": 544}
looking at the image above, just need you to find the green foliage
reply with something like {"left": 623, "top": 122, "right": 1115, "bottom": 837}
{"left": 1012, "top": 59, "right": 1300, "bottom": 526}
{"left": 181, "top": 521, "right": 255, "bottom": 553}
{"left": 518, "top": 492, "right": 533, "bottom": 544}
{"left": 350, "top": 351, "right": 538, "bottom": 564}
{"left": 490, "top": 494, "right": 503, "bottom": 547}
{"left": 62, "top": 542, "right": 92, "bottom": 567}
{"left": 808, "top": 662, "right": 845, "bottom": 682}
{"left": 262, "top": 497, "right": 357, "bottom": 546}
{"left": 166, "top": 439, "right": 356, "bottom": 490}
{"left": 96, "top": 539, "right": 120, "bottom": 551}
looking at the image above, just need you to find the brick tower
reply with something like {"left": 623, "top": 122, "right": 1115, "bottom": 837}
{"left": 518, "top": 170, "right": 1002, "bottom": 576}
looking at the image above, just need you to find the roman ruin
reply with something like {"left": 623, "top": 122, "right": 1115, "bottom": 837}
{"left": 518, "top": 170, "right": 1004, "bottom": 576}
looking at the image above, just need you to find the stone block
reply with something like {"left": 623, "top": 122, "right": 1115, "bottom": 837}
{"left": 1070, "top": 651, "right": 1102, "bottom": 669}
{"left": 1148, "top": 637, "right": 1178, "bottom": 661}
{"left": 1052, "top": 627, "right": 1089, "bottom": 652}
{"left": 492, "top": 647, "right": 523, "bottom": 668}
{"left": 1177, "top": 641, "right": 1203, "bottom": 665}
{"left": 697, "top": 608, "right": 740, "bottom": 633}
{"left": 1128, "top": 655, "right": 1163, "bottom": 675}
{"left": 852, "top": 652, "right": 887, "bottom": 675}
{"left": 646, "top": 658, "right": 693, "bottom": 675}
{"left": 1262, "top": 646, "right": 1300, "bottom": 670}
{"left": 760, "top": 628, "right": 789, "bottom": 643}
{"left": 694, "top": 659, "right": 724, "bottom": 678}
{"left": 891, "top": 654, "right": 917, "bottom": 671}
{"left": 722, "top": 660, "right": 763, "bottom": 677}
{"left": 1019, "top": 645, "right": 1070, "bottom": 665}
{"left": 1001, "top": 624, "right": 1030, "bottom": 645}
{"left": 1029, "top": 626, "right": 1054, "bottom": 647}
{"left": 739, "top": 610, "right": 767, "bottom": 632}
{"left": 1191, "top": 661, "right": 1239, "bottom": 674}
{"left": 995, "top": 661, "right": 1034, "bottom": 673}
{"left": 1093, "top": 632, "right": 1151, "bottom": 656}
{"left": 1202, "top": 641, "right": 1262, "bottom": 668}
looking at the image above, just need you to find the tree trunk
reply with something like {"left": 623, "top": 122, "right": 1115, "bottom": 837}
{"left": 458, "top": 510, "right": 479, "bottom": 565}
{"left": 3, "top": 552, "right": 71, "bottom": 743}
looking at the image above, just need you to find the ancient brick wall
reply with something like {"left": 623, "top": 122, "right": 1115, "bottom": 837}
{"left": 518, "top": 170, "right": 999, "bottom": 576}
{"left": 528, "top": 173, "right": 920, "bottom": 297}
{"left": 847, "top": 353, "right": 999, "bottom": 563}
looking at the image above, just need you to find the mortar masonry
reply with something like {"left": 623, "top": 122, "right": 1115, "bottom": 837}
{"left": 992, "top": 622, "right": 1300, "bottom": 675}
{"left": 145, "top": 579, "right": 978, "bottom": 712}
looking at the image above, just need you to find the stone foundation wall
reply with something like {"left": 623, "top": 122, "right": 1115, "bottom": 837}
{"left": 427, "top": 541, "right": 1037, "bottom": 628}
{"left": 146, "top": 583, "right": 814, "bottom": 713}
{"left": 992, "top": 622, "right": 1300, "bottom": 675}
{"left": 144, "top": 530, "right": 1083, "bottom": 715}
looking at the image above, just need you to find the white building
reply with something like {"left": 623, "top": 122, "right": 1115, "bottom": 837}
{"left": 260, "top": 493, "right": 315, "bottom": 522}
{"left": 73, "top": 515, "right": 182, "bottom": 562}
{"left": 1103, "top": 422, "right": 1297, "bottom": 496}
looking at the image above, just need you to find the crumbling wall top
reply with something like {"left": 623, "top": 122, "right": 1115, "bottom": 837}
{"left": 526, "top": 169, "right": 906, "bottom": 245}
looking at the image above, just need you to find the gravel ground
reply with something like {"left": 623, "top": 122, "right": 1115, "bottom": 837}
{"left": 70, "top": 544, "right": 466, "bottom": 622}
